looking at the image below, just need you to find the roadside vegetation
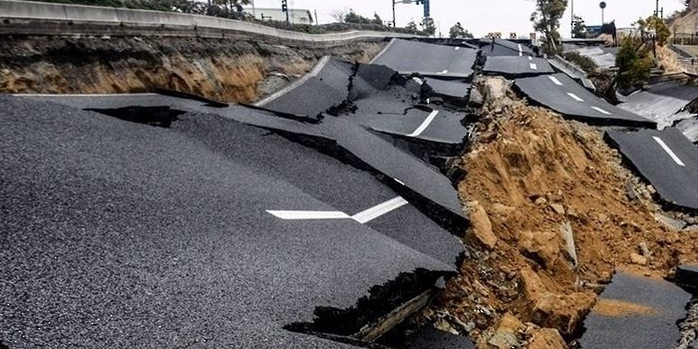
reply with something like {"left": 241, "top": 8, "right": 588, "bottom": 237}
{"left": 25, "top": 0, "right": 427, "bottom": 35}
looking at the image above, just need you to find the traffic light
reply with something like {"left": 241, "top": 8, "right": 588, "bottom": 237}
{"left": 281, "top": 0, "right": 287, "bottom": 12}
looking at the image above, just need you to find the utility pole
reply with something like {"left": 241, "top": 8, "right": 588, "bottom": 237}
{"left": 571, "top": 0, "right": 574, "bottom": 37}
{"left": 392, "top": 0, "right": 396, "bottom": 27}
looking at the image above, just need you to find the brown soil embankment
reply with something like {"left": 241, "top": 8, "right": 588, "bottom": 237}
{"left": 427, "top": 77, "right": 698, "bottom": 349}
{"left": 0, "top": 36, "right": 384, "bottom": 103}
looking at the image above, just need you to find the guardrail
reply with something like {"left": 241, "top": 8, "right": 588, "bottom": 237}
{"left": 0, "top": 0, "right": 419, "bottom": 46}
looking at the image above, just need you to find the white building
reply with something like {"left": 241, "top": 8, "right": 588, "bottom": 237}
{"left": 244, "top": 7, "right": 314, "bottom": 24}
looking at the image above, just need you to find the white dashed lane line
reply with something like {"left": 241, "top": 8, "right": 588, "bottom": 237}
{"left": 548, "top": 76, "right": 563, "bottom": 86}
{"left": 267, "top": 197, "right": 409, "bottom": 223}
{"left": 567, "top": 93, "right": 584, "bottom": 102}
{"left": 408, "top": 110, "right": 440, "bottom": 137}
{"left": 591, "top": 106, "right": 612, "bottom": 115}
{"left": 653, "top": 136, "right": 686, "bottom": 167}
{"left": 518, "top": 44, "right": 523, "bottom": 56}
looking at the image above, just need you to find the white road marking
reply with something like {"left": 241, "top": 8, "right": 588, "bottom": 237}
{"left": 455, "top": 47, "right": 460, "bottom": 51}
{"left": 653, "top": 136, "right": 686, "bottom": 167}
{"left": 528, "top": 56, "right": 533, "bottom": 61}
{"left": 567, "top": 93, "right": 584, "bottom": 102}
{"left": 438, "top": 69, "right": 449, "bottom": 74}
{"left": 548, "top": 76, "right": 563, "bottom": 86}
{"left": 267, "top": 197, "right": 409, "bottom": 223}
{"left": 394, "top": 178, "right": 406, "bottom": 186}
{"left": 529, "top": 63, "right": 538, "bottom": 70}
{"left": 267, "top": 211, "right": 350, "bottom": 220}
{"left": 408, "top": 111, "right": 440, "bottom": 137}
{"left": 352, "top": 197, "right": 409, "bottom": 224}
{"left": 591, "top": 106, "right": 612, "bottom": 115}
{"left": 518, "top": 44, "right": 523, "bottom": 56}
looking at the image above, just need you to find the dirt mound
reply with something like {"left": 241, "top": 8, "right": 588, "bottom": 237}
{"left": 428, "top": 77, "right": 698, "bottom": 348}
{"left": 0, "top": 36, "right": 384, "bottom": 103}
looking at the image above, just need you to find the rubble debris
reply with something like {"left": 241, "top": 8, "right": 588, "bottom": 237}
{"left": 677, "top": 298, "right": 698, "bottom": 349}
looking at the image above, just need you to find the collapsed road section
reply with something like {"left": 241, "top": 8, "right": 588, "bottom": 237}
{"left": 6, "top": 34, "right": 698, "bottom": 349}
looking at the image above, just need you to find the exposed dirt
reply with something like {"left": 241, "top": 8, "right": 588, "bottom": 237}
{"left": 426, "top": 77, "right": 698, "bottom": 349}
{"left": 0, "top": 36, "right": 384, "bottom": 103}
{"left": 592, "top": 299, "right": 658, "bottom": 318}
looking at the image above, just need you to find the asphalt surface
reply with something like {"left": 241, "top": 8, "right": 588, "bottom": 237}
{"left": 372, "top": 39, "right": 477, "bottom": 78}
{"left": 258, "top": 58, "right": 354, "bottom": 117}
{"left": 482, "top": 56, "right": 554, "bottom": 76}
{"left": 478, "top": 38, "right": 534, "bottom": 57}
{"left": 563, "top": 44, "right": 618, "bottom": 69}
{"left": 404, "top": 328, "right": 475, "bottom": 349}
{"left": 516, "top": 73, "right": 655, "bottom": 126}
{"left": 580, "top": 272, "right": 691, "bottom": 349}
{"left": 618, "top": 81, "right": 698, "bottom": 127}
{"left": 606, "top": 127, "right": 698, "bottom": 210}
{"left": 422, "top": 77, "right": 471, "bottom": 99}
{"left": 677, "top": 116, "right": 698, "bottom": 143}
{"left": 0, "top": 96, "right": 460, "bottom": 348}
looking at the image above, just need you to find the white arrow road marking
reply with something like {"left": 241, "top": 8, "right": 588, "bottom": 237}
{"left": 267, "top": 197, "right": 408, "bottom": 224}
{"left": 653, "top": 136, "right": 686, "bottom": 167}
{"left": 267, "top": 211, "right": 351, "bottom": 220}
{"left": 548, "top": 76, "right": 563, "bottom": 86}
{"left": 518, "top": 44, "right": 523, "bottom": 56}
{"left": 408, "top": 110, "right": 440, "bottom": 137}
{"left": 529, "top": 63, "right": 538, "bottom": 70}
{"left": 352, "top": 197, "right": 409, "bottom": 224}
{"left": 567, "top": 93, "right": 584, "bottom": 102}
{"left": 591, "top": 106, "right": 612, "bottom": 115}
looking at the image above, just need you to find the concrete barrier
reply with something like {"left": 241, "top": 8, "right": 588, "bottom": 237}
{"left": 0, "top": 0, "right": 418, "bottom": 43}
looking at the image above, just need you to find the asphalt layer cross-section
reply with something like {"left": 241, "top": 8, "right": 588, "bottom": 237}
{"left": 482, "top": 56, "right": 554, "bottom": 76}
{"left": 371, "top": 39, "right": 477, "bottom": 78}
{"left": 605, "top": 127, "right": 698, "bottom": 210}
{"left": 0, "top": 96, "right": 456, "bottom": 349}
{"left": 516, "top": 73, "right": 655, "bottom": 127}
{"left": 580, "top": 272, "right": 691, "bottom": 349}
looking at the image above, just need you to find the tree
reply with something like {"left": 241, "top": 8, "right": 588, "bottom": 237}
{"left": 372, "top": 13, "right": 384, "bottom": 26}
{"left": 615, "top": 35, "right": 652, "bottom": 89}
{"left": 530, "top": 0, "right": 568, "bottom": 54}
{"left": 329, "top": 9, "right": 347, "bottom": 23}
{"left": 572, "top": 15, "right": 590, "bottom": 38}
{"left": 344, "top": 9, "right": 373, "bottom": 24}
{"left": 212, "top": 0, "right": 249, "bottom": 13}
{"left": 636, "top": 15, "right": 671, "bottom": 46}
{"left": 406, "top": 20, "right": 418, "bottom": 32}
{"left": 421, "top": 17, "right": 436, "bottom": 36}
{"left": 449, "top": 22, "right": 473, "bottom": 39}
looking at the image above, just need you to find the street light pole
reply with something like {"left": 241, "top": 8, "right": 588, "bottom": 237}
{"left": 571, "top": 0, "right": 574, "bottom": 37}
{"left": 392, "top": 0, "right": 396, "bottom": 27}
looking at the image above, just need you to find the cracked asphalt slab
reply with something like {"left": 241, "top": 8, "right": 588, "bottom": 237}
{"left": 605, "top": 127, "right": 698, "bottom": 210}
{"left": 618, "top": 81, "right": 698, "bottom": 127}
{"left": 0, "top": 96, "right": 456, "bottom": 348}
{"left": 478, "top": 38, "right": 534, "bottom": 57}
{"left": 482, "top": 56, "right": 554, "bottom": 76}
{"left": 515, "top": 73, "right": 656, "bottom": 127}
{"left": 580, "top": 272, "right": 691, "bottom": 349}
{"left": 371, "top": 39, "right": 477, "bottom": 78}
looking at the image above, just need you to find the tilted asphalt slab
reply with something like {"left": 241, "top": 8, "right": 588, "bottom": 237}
{"left": 0, "top": 96, "right": 455, "bottom": 349}
{"left": 422, "top": 77, "right": 471, "bottom": 99}
{"left": 618, "top": 81, "right": 698, "bottom": 127}
{"left": 580, "top": 273, "right": 691, "bottom": 349}
{"left": 371, "top": 39, "right": 477, "bottom": 78}
{"left": 676, "top": 116, "right": 698, "bottom": 143}
{"left": 606, "top": 127, "right": 698, "bottom": 210}
{"left": 482, "top": 56, "right": 554, "bottom": 76}
{"left": 516, "top": 73, "right": 655, "bottom": 127}
{"left": 257, "top": 58, "right": 353, "bottom": 117}
{"left": 479, "top": 38, "right": 534, "bottom": 57}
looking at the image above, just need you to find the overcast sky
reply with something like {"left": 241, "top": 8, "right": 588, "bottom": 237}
{"left": 247, "top": 0, "right": 686, "bottom": 37}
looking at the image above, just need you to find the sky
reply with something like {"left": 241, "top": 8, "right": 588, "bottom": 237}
{"left": 246, "top": 0, "right": 687, "bottom": 38}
